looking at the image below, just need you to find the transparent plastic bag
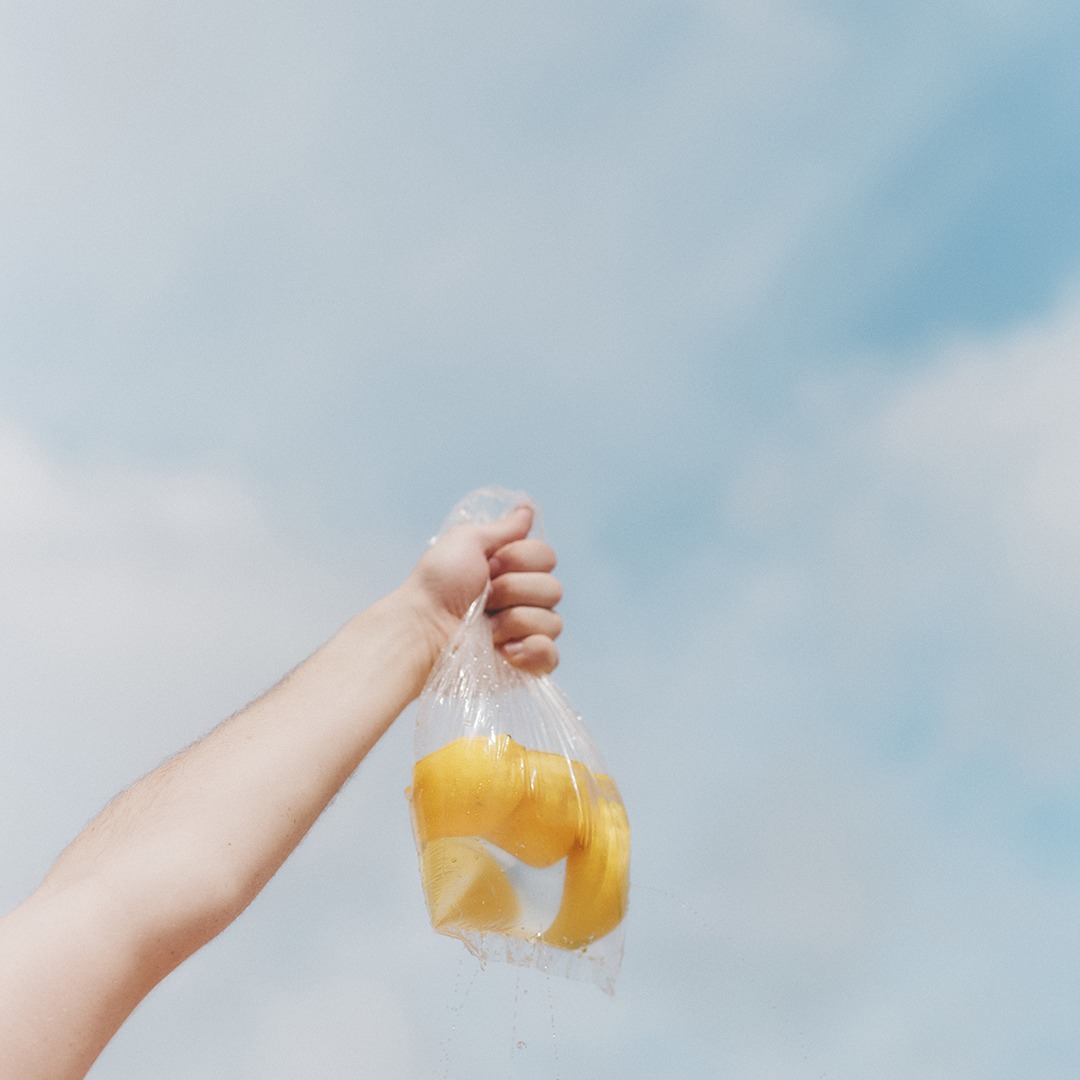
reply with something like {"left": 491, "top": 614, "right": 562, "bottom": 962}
{"left": 407, "top": 487, "right": 630, "bottom": 994}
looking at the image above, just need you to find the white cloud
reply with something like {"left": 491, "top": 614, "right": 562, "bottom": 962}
{"left": 861, "top": 289, "right": 1080, "bottom": 780}
{"left": 712, "top": 285, "right": 1080, "bottom": 789}
{"left": 0, "top": 423, "right": 371, "bottom": 904}
{"left": 877, "top": 288, "right": 1080, "bottom": 605}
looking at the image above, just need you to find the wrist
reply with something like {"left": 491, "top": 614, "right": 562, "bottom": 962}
{"left": 383, "top": 579, "right": 461, "bottom": 698}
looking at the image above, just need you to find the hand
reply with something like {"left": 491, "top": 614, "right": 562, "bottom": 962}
{"left": 406, "top": 505, "right": 563, "bottom": 675}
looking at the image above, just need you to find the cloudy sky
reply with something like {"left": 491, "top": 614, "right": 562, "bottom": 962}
{"left": 3, "top": 1, "right": 1080, "bottom": 1076}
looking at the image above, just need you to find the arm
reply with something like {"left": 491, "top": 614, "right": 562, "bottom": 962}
{"left": 0, "top": 506, "right": 561, "bottom": 1080}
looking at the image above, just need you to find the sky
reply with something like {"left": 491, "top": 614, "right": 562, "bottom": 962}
{"left": 3, "top": 0, "right": 1080, "bottom": 1076}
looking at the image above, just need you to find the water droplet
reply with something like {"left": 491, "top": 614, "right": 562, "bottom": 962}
{"left": 517, "top": 1041, "right": 527, "bottom": 1051}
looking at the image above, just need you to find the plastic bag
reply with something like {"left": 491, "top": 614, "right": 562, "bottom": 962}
{"left": 407, "top": 487, "right": 630, "bottom": 994}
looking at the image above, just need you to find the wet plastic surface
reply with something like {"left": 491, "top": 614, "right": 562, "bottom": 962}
{"left": 408, "top": 488, "right": 630, "bottom": 993}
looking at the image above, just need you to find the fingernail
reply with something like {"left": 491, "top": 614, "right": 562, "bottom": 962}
{"left": 502, "top": 641, "right": 524, "bottom": 657}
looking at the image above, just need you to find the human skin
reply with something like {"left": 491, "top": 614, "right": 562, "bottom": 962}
{"left": 0, "top": 505, "right": 560, "bottom": 1080}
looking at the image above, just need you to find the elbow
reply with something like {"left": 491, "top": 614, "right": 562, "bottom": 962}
{"left": 94, "top": 842, "right": 258, "bottom": 982}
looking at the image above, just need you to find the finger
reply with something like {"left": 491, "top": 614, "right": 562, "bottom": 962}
{"left": 486, "top": 572, "right": 562, "bottom": 613}
{"left": 500, "top": 634, "right": 560, "bottom": 675}
{"left": 489, "top": 606, "right": 563, "bottom": 646}
{"left": 488, "top": 538, "right": 556, "bottom": 578}
{"left": 473, "top": 505, "right": 534, "bottom": 557}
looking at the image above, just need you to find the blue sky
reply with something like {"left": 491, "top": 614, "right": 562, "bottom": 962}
{"left": 4, "top": 1, "right": 1080, "bottom": 1076}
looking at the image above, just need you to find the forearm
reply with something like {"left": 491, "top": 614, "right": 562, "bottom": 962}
{"left": 40, "top": 583, "right": 440, "bottom": 970}
{"left": 0, "top": 586, "right": 438, "bottom": 1080}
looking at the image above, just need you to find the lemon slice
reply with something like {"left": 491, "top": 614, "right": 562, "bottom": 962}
{"left": 543, "top": 786, "right": 631, "bottom": 950}
{"left": 486, "top": 749, "right": 587, "bottom": 868}
{"left": 420, "top": 836, "right": 520, "bottom": 934}
{"left": 411, "top": 735, "right": 525, "bottom": 843}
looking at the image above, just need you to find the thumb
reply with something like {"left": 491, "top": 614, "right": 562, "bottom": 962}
{"left": 474, "top": 504, "right": 534, "bottom": 556}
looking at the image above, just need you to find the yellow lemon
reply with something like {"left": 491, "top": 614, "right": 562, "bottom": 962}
{"left": 410, "top": 735, "right": 526, "bottom": 843}
{"left": 411, "top": 736, "right": 631, "bottom": 950}
{"left": 420, "top": 836, "right": 520, "bottom": 934}
{"left": 486, "top": 749, "right": 588, "bottom": 868}
{"left": 543, "top": 788, "right": 630, "bottom": 951}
